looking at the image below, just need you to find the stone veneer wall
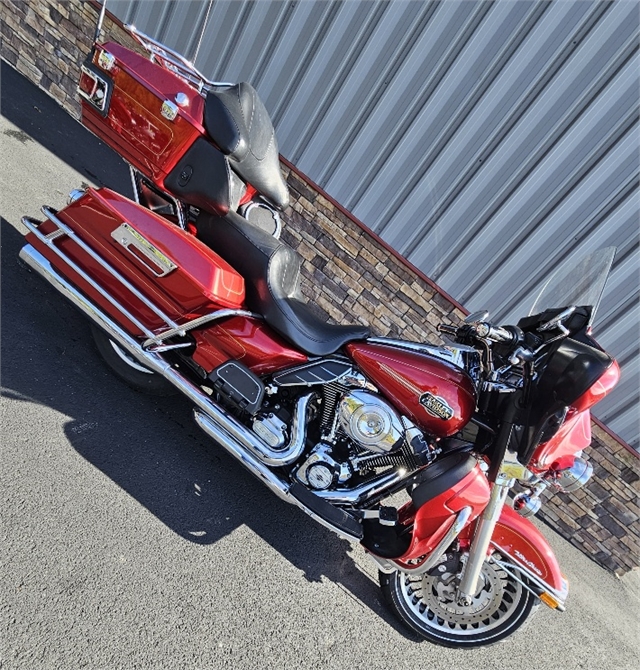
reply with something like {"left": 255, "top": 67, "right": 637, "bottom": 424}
{"left": 2, "top": 0, "right": 638, "bottom": 576}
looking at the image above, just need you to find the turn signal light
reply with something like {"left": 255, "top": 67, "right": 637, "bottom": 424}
{"left": 539, "top": 592, "right": 561, "bottom": 609}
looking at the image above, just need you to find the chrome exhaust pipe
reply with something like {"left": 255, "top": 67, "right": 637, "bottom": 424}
{"left": 18, "top": 244, "right": 361, "bottom": 540}
{"left": 316, "top": 469, "right": 407, "bottom": 505}
{"left": 19, "top": 244, "right": 311, "bottom": 464}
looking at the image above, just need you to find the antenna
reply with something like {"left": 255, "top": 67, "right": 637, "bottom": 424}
{"left": 93, "top": 0, "right": 108, "bottom": 44}
{"left": 192, "top": 0, "right": 214, "bottom": 65}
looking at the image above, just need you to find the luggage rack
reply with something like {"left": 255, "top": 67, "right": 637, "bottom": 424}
{"left": 125, "top": 25, "right": 230, "bottom": 94}
{"left": 22, "top": 206, "right": 258, "bottom": 352}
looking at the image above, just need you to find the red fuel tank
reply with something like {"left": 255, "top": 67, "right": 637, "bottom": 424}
{"left": 346, "top": 343, "right": 476, "bottom": 437}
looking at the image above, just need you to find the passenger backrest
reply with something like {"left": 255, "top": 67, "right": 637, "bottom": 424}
{"left": 204, "top": 83, "right": 289, "bottom": 210}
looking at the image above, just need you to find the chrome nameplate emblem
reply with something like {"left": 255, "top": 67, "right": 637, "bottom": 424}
{"left": 111, "top": 223, "right": 177, "bottom": 277}
{"left": 419, "top": 392, "right": 454, "bottom": 420}
{"left": 514, "top": 549, "right": 543, "bottom": 576}
{"left": 161, "top": 100, "right": 178, "bottom": 121}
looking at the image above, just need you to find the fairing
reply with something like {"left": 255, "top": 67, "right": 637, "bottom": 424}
{"left": 394, "top": 462, "right": 491, "bottom": 564}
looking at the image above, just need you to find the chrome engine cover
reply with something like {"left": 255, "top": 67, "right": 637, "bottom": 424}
{"left": 338, "top": 390, "right": 404, "bottom": 454}
{"left": 252, "top": 412, "right": 287, "bottom": 449}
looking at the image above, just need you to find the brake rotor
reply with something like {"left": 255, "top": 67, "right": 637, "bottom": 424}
{"left": 421, "top": 560, "right": 505, "bottom": 625}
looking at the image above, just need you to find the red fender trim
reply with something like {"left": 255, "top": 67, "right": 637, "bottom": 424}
{"left": 492, "top": 505, "right": 567, "bottom": 599}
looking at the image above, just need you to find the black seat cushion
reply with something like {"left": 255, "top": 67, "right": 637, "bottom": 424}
{"left": 204, "top": 83, "right": 289, "bottom": 210}
{"left": 197, "top": 211, "right": 370, "bottom": 356}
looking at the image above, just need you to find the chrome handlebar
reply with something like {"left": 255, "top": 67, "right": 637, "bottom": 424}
{"left": 438, "top": 321, "right": 536, "bottom": 377}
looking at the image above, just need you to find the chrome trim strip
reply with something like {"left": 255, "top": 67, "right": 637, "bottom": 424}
{"left": 369, "top": 507, "right": 473, "bottom": 575}
{"left": 145, "top": 342, "right": 193, "bottom": 353}
{"left": 367, "top": 336, "right": 475, "bottom": 371}
{"left": 18, "top": 243, "right": 361, "bottom": 542}
{"left": 143, "top": 309, "right": 261, "bottom": 348}
{"left": 490, "top": 542, "right": 568, "bottom": 609}
{"left": 490, "top": 558, "right": 566, "bottom": 611}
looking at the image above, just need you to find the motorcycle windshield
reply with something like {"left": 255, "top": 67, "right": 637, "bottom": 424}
{"left": 528, "top": 247, "right": 616, "bottom": 326}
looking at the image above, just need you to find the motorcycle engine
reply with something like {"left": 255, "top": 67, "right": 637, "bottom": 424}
{"left": 337, "top": 390, "right": 404, "bottom": 454}
{"left": 294, "top": 388, "right": 409, "bottom": 490}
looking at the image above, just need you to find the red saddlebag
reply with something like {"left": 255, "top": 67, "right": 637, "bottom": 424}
{"left": 24, "top": 188, "right": 245, "bottom": 337}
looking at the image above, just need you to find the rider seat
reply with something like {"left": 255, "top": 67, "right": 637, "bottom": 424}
{"left": 197, "top": 211, "right": 370, "bottom": 356}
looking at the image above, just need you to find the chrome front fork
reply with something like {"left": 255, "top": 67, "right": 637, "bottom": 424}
{"left": 457, "top": 472, "right": 513, "bottom": 603}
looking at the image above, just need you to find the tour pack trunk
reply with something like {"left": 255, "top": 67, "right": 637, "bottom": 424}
{"left": 79, "top": 42, "right": 207, "bottom": 190}
{"left": 22, "top": 188, "right": 245, "bottom": 338}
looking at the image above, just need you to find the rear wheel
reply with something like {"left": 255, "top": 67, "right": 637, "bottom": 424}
{"left": 380, "top": 550, "right": 537, "bottom": 648}
{"left": 91, "top": 326, "right": 177, "bottom": 396}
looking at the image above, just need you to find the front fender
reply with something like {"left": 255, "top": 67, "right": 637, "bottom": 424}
{"left": 491, "top": 505, "right": 568, "bottom": 609}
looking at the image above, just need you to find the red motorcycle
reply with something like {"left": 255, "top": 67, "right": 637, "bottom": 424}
{"left": 19, "top": 16, "right": 620, "bottom": 648}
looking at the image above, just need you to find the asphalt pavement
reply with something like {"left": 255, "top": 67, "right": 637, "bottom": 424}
{"left": 1, "top": 61, "right": 639, "bottom": 670}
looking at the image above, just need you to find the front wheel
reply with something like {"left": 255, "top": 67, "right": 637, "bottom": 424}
{"left": 380, "top": 550, "right": 538, "bottom": 648}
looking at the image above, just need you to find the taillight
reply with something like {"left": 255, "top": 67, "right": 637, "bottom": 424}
{"left": 78, "top": 65, "right": 110, "bottom": 114}
{"left": 79, "top": 70, "right": 96, "bottom": 96}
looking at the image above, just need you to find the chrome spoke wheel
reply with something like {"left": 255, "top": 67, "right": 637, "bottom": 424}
{"left": 380, "top": 550, "right": 537, "bottom": 648}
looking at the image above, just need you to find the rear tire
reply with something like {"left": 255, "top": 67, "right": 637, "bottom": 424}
{"left": 91, "top": 326, "right": 177, "bottom": 396}
{"left": 380, "top": 550, "right": 538, "bottom": 648}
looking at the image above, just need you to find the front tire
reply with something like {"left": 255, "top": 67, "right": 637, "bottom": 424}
{"left": 91, "top": 326, "right": 177, "bottom": 396}
{"left": 380, "top": 550, "right": 538, "bottom": 648}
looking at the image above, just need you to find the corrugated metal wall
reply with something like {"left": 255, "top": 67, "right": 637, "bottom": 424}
{"left": 108, "top": 0, "right": 639, "bottom": 448}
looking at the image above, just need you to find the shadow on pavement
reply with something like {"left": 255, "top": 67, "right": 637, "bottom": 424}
{"left": 1, "top": 61, "right": 131, "bottom": 195}
{"left": 1, "top": 65, "right": 415, "bottom": 640}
